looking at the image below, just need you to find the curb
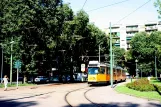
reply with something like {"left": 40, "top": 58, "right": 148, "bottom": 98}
{"left": 114, "top": 84, "right": 161, "bottom": 103}
{"left": 0, "top": 83, "right": 63, "bottom": 91}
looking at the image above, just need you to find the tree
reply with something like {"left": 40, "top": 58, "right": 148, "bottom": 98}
{"left": 0, "top": 0, "right": 64, "bottom": 81}
{"left": 0, "top": 1, "right": 109, "bottom": 83}
{"left": 113, "top": 47, "right": 125, "bottom": 67}
{"left": 127, "top": 31, "right": 161, "bottom": 76}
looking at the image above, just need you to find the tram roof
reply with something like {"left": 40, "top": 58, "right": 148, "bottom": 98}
{"left": 88, "top": 61, "right": 124, "bottom": 70}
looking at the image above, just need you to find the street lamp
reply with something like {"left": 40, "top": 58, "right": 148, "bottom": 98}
{"left": 0, "top": 44, "right": 3, "bottom": 84}
{"left": 10, "top": 40, "right": 14, "bottom": 84}
{"left": 109, "top": 22, "right": 119, "bottom": 88}
{"left": 109, "top": 22, "right": 113, "bottom": 88}
{"left": 99, "top": 44, "right": 100, "bottom": 63}
{"left": 155, "top": 55, "right": 157, "bottom": 79}
{"left": 135, "top": 59, "right": 138, "bottom": 79}
{"left": 140, "top": 65, "right": 142, "bottom": 79}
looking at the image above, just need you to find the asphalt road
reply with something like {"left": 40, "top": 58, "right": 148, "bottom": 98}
{"left": 0, "top": 81, "right": 161, "bottom": 107}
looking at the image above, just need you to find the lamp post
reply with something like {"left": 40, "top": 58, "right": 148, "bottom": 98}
{"left": 135, "top": 59, "right": 138, "bottom": 79}
{"left": 0, "top": 44, "right": 3, "bottom": 84}
{"left": 10, "top": 40, "right": 14, "bottom": 84}
{"left": 99, "top": 44, "right": 100, "bottom": 63}
{"left": 110, "top": 22, "right": 113, "bottom": 88}
{"left": 155, "top": 55, "right": 157, "bottom": 79}
{"left": 140, "top": 65, "right": 142, "bottom": 79}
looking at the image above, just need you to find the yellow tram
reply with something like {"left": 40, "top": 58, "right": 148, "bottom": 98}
{"left": 87, "top": 61, "right": 126, "bottom": 85}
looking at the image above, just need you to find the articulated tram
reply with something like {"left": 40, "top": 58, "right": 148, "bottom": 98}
{"left": 87, "top": 61, "right": 126, "bottom": 85}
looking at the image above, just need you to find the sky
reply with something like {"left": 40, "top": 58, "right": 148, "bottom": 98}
{"left": 63, "top": 0, "right": 159, "bottom": 30}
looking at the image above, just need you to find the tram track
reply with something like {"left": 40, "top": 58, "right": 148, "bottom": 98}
{"left": 64, "top": 87, "right": 88, "bottom": 107}
{"left": 65, "top": 86, "right": 103, "bottom": 107}
{"left": 84, "top": 88, "right": 102, "bottom": 107}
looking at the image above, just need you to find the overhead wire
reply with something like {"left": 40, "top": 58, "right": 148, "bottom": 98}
{"left": 87, "top": 0, "right": 131, "bottom": 12}
{"left": 114, "top": 0, "right": 152, "bottom": 25}
{"left": 82, "top": 0, "right": 88, "bottom": 9}
{"left": 80, "top": 0, "right": 151, "bottom": 59}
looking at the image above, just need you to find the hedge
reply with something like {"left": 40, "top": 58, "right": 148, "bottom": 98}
{"left": 126, "top": 78, "right": 161, "bottom": 92}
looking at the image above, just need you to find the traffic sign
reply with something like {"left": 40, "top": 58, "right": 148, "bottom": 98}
{"left": 14, "top": 60, "right": 22, "bottom": 69}
{"left": 81, "top": 64, "right": 85, "bottom": 72}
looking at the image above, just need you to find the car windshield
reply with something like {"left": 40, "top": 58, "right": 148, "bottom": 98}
{"left": 37, "top": 76, "right": 45, "bottom": 78}
{"left": 88, "top": 67, "right": 99, "bottom": 74}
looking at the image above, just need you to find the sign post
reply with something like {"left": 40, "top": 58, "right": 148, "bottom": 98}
{"left": 81, "top": 64, "right": 85, "bottom": 82}
{"left": 81, "top": 64, "right": 85, "bottom": 72}
{"left": 14, "top": 60, "right": 22, "bottom": 89}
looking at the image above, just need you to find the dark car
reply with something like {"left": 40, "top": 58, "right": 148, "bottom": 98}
{"left": 34, "top": 76, "right": 49, "bottom": 83}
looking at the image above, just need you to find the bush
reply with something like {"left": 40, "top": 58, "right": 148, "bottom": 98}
{"left": 158, "top": 78, "right": 161, "bottom": 81}
{"left": 154, "top": 84, "right": 161, "bottom": 92}
{"left": 150, "top": 77, "right": 157, "bottom": 80}
{"left": 126, "top": 78, "right": 155, "bottom": 91}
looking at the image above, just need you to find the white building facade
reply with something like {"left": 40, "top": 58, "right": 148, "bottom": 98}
{"left": 104, "top": 21, "right": 161, "bottom": 50}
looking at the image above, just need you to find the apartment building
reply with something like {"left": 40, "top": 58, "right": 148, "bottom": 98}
{"left": 104, "top": 21, "right": 161, "bottom": 50}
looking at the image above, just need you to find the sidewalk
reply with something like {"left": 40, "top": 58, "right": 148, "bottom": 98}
{"left": 0, "top": 83, "right": 62, "bottom": 92}
{"left": 85, "top": 81, "right": 161, "bottom": 107}
{"left": 0, "top": 82, "right": 85, "bottom": 93}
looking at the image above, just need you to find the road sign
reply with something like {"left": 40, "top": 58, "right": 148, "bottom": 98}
{"left": 117, "top": 32, "right": 120, "bottom": 36}
{"left": 81, "top": 64, "right": 85, "bottom": 72}
{"left": 14, "top": 60, "right": 22, "bottom": 69}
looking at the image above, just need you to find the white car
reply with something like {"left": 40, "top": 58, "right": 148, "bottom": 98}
{"left": 34, "top": 76, "right": 49, "bottom": 83}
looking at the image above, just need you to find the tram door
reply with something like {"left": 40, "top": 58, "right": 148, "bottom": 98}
{"left": 97, "top": 66, "right": 106, "bottom": 83}
{"left": 106, "top": 67, "right": 110, "bottom": 82}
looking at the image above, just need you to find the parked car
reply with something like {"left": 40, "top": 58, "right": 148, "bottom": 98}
{"left": 34, "top": 76, "right": 49, "bottom": 83}
{"left": 0, "top": 78, "right": 2, "bottom": 82}
{"left": 49, "top": 76, "right": 59, "bottom": 82}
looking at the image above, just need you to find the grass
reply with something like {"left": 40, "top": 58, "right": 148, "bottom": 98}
{"left": 115, "top": 84, "right": 161, "bottom": 102}
{"left": 0, "top": 83, "right": 35, "bottom": 88}
{"left": 150, "top": 80, "right": 161, "bottom": 86}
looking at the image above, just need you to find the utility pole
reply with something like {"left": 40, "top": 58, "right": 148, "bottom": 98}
{"left": 99, "top": 44, "right": 100, "bottom": 63}
{"left": 110, "top": 22, "right": 113, "bottom": 88}
{"left": 155, "top": 55, "right": 157, "bottom": 79}
{"left": 10, "top": 40, "right": 14, "bottom": 85}
{"left": 16, "top": 67, "right": 19, "bottom": 89}
{"left": 1, "top": 44, "right": 3, "bottom": 83}
{"left": 135, "top": 59, "right": 138, "bottom": 79}
{"left": 113, "top": 52, "right": 114, "bottom": 67}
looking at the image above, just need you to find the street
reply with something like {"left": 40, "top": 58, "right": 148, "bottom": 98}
{"left": 0, "top": 82, "right": 161, "bottom": 107}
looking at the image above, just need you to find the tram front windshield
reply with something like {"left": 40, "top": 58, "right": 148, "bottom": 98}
{"left": 88, "top": 67, "right": 99, "bottom": 75}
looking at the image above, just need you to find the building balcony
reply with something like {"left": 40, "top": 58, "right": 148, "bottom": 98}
{"left": 126, "top": 28, "right": 138, "bottom": 32}
{"left": 126, "top": 37, "right": 132, "bottom": 41}
{"left": 126, "top": 34, "right": 135, "bottom": 37}
{"left": 114, "top": 43, "right": 120, "bottom": 46}
{"left": 127, "top": 43, "right": 131, "bottom": 50}
{"left": 145, "top": 26, "right": 157, "bottom": 31}
{"left": 111, "top": 29, "right": 120, "bottom": 33}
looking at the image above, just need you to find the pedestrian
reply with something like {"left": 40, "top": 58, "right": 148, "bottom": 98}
{"left": 3, "top": 75, "right": 8, "bottom": 91}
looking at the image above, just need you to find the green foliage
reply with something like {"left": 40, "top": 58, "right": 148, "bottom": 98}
{"left": 126, "top": 78, "right": 161, "bottom": 92}
{"left": 154, "top": 0, "right": 161, "bottom": 19}
{"left": 0, "top": 0, "right": 108, "bottom": 82}
{"left": 127, "top": 31, "right": 161, "bottom": 75}
{"left": 113, "top": 47, "right": 126, "bottom": 67}
{"left": 116, "top": 85, "right": 161, "bottom": 102}
{"left": 126, "top": 79, "right": 156, "bottom": 91}
{"left": 154, "top": 84, "right": 161, "bottom": 91}
{"left": 150, "top": 77, "right": 158, "bottom": 80}
{"left": 0, "top": 83, "right": 35, "bottom": 88}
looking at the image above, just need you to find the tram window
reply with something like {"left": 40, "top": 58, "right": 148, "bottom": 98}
{"left": 88, "top": 67, "right": 98, "bottom": 74}
{"left": 100, "top": 67, "right": 105, "bottom": 74}
{"left": 107, "top": 68, "right": 110, "bottom": 74}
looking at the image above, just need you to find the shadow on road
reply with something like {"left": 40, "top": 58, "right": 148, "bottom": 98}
{"left": 0, "top": 99, "right": 37, "bottom": 107}
{"left": 64, "top": 102, "right": 161, "bottom": 107}
{"left": 0, "top": 91, "right": 55, "bottom": 101}
{"left": 89, "top": 82, "right": 118, "bottom": 87}
{"left": 154, "top": 85, "right": 161, "bottom": 96}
